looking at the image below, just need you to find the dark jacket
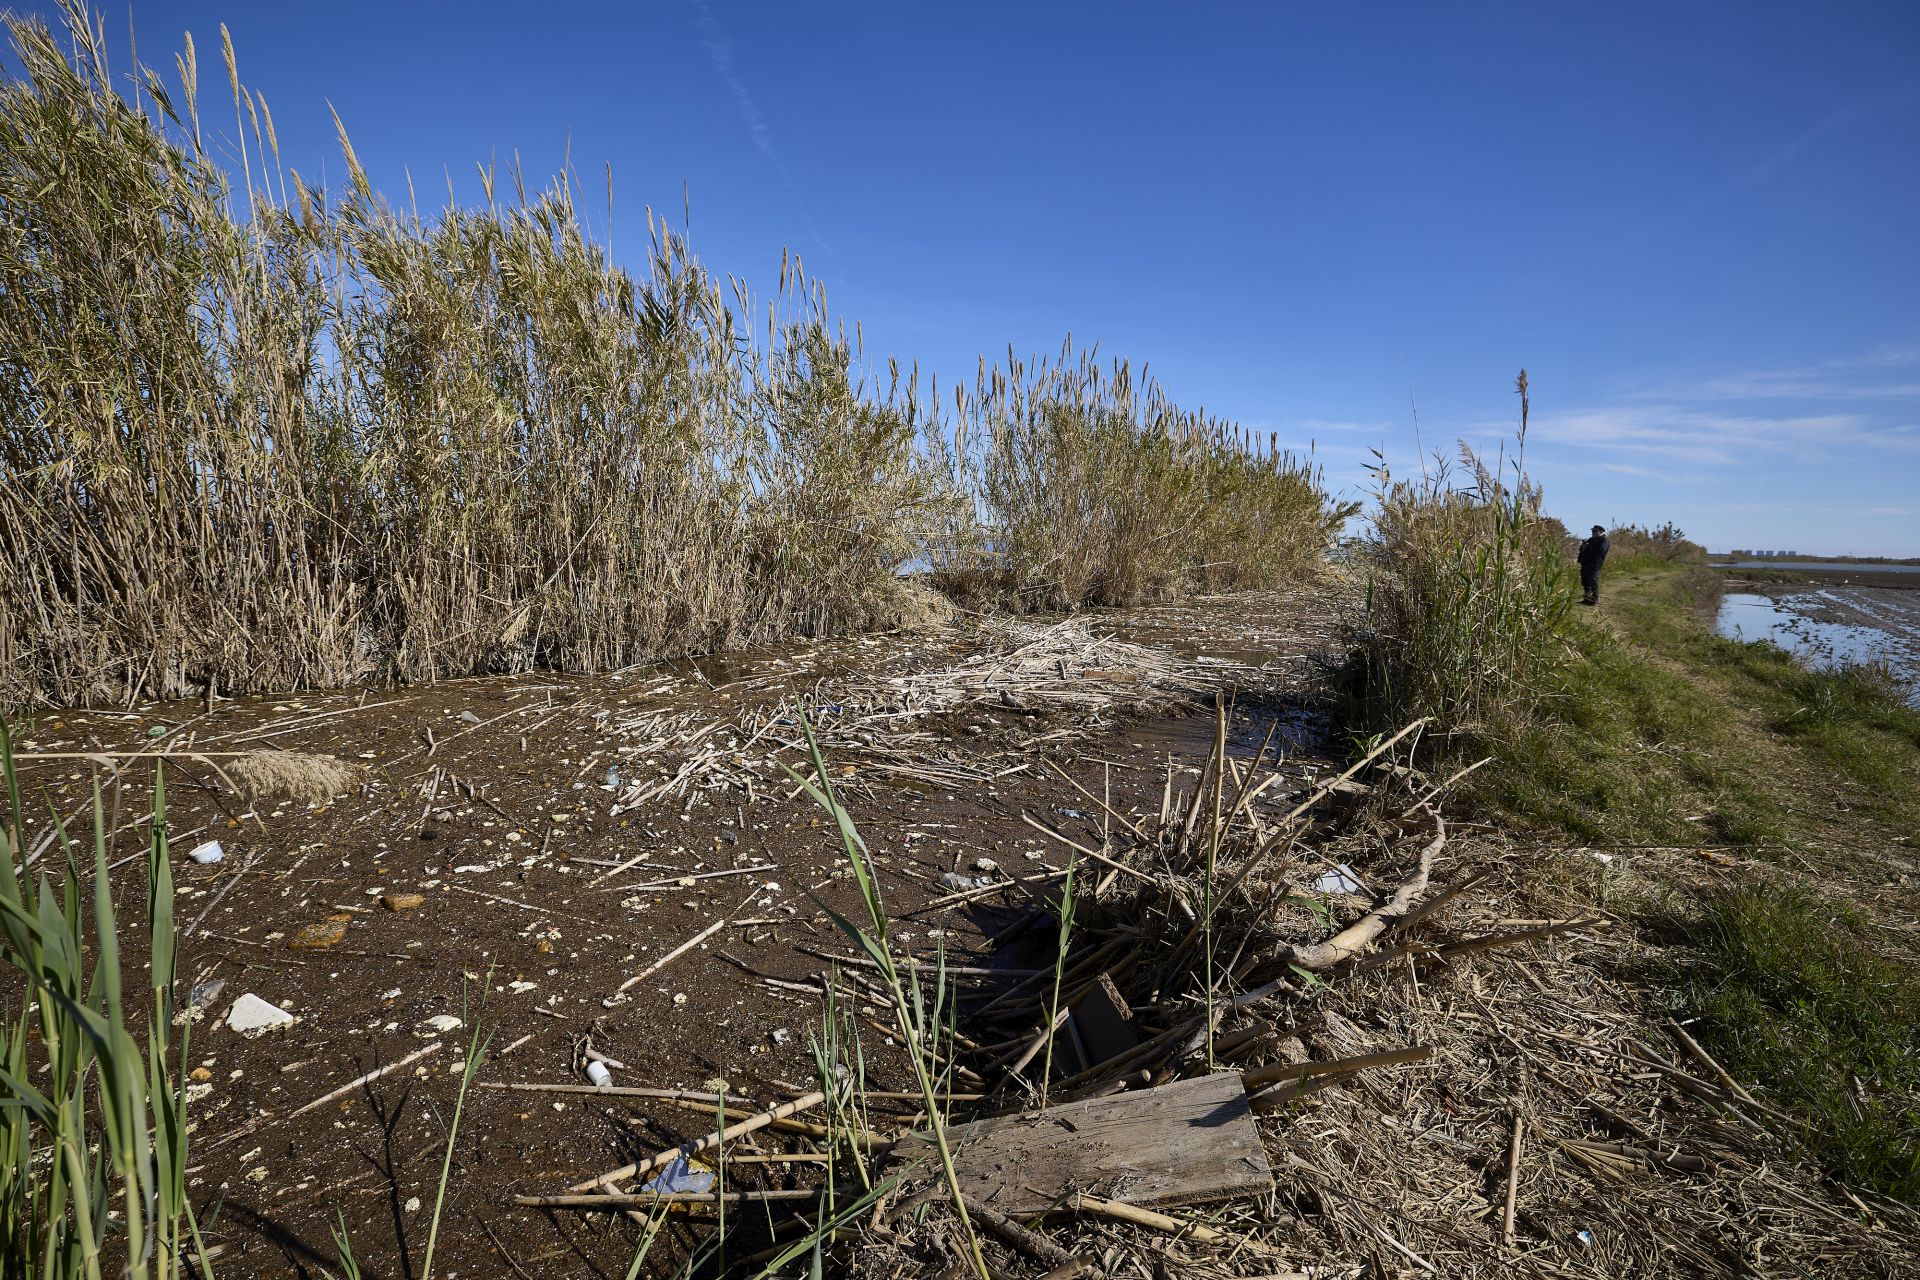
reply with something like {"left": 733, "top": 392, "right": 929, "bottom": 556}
{"left": 1578, "top": 534, "right": 1609, "bottom": 570}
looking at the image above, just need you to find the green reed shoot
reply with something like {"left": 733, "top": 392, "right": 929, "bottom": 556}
{"left": 419, "top": 976, "right": 492, "bottom": 1280}
{"left": 783, "top": 711, "right": 990, "bottom": 1280}
{"left": 0, "top": 719, "right": 209, "bottom": 1280}
{"left": 1038, "top": 849, "right": 1079, "bottom": 1108}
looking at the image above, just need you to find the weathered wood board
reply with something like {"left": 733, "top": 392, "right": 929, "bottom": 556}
{"left": 937, "top": 1072, "right": 1271, "bottom": 1214}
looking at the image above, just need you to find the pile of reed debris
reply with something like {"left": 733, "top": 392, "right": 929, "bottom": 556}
{"left": 604, "top": 618, "right": 1272, "bottom": 807}
{"left": 507, "top": 710, "right": 1920, "bottom": 1278}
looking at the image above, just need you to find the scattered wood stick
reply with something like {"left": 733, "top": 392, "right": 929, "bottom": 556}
{"left": 963, "top": 1194, "right": 1086, "bottom": 1271}
{"left": 288, "top": 1041, "right": 446, "bottom": 1120}
{"left": 1557, "top": 1136, "right": 1711, "bottom": 1173}
{"left": 1354, "top": 916, "right": 1600, "bottom": 972}
{"left": 1290, "top": 811, "right": 1445, "bottom": 970}
{"left": 516, "top": 1189, "right": 821, "bottom": 1209}
{"left": 567, "top": 1090, "right": 828, "bottom": 1193}
{"left": 1501, "top": 1113, "right": 1523, "bottom": 1247}
{"left": 1431, "top": 917, "right": 1599, "bottom": 959}
{"left": 490, "top": 1032, "right": 538, "bottom": 1061}
{"left": 1270, "top": 717, "right": 1430, "bottom": 831}
{"left": 595, "top": 863, "right": 777, "bottom": 894}
{"left": 1379, "top": 870, "right": 1489, "bottom": 939}
{"left": 615, "top": 886, "right": 758, "bottom": 994}
{"left": 480, "top": 1082, "right": 757, "bottom": 1105}
{"left": 1398, "top": 754, "right": 1493, "bottom": 817}
{"left": 1665, "top": 1017, "right": 1761, "bottom": 1107}
{"left": 1241, "top": 1044, "right": 1434, "bottom": 1091}
{"left": 205, "top": 1041, "right": 443, "bottom": 1151}
{"left": 912, "top": 868, "right": 1070, "bottom": 914}
{"left": 1058, "top": 1191, "right": 1266, "bottom": 1252}
{"left": 1020, "top": 811, "right": 1157, "bottom": 884}
{"left": 441, "top": 883, "right": 553, "bottom": 914}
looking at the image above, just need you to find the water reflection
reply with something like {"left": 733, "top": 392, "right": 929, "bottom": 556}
{"left": 1716, "top": 592, "right": 1919, "bottom": 704}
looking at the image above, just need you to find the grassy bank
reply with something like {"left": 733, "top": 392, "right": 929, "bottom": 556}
{"left": 0, "top": 3, "right": 1344, "bottom": 710}
{"left": 1468, "top": 557, "right": 1920, "bottom": 1200}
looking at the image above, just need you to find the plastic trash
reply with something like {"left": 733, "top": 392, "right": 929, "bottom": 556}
{"left": 186, "top": 977, "right": 226, "bottom": 1009}
{"left": 585, "top": 1060, "right": 613, "bottom": 1089}
{"left": 1312, "top": 864, "right": 1364, "bottom": 894}
{"left": 603, "top": 766, "right": 622, "bottom": 788}
{"left": 640, "top": 1152, "right": 715, "bottom": 1195}
{"left": 187, "top": 839, "right": 224, "bottom": 865}
{"left": 941, "top": 872, "right": 992, "bottom": 891}
{"left": 458, "top": 710, "right": 481, "bottom": 724}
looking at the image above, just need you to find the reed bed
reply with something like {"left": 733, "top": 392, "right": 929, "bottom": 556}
{"left": 590, "top": 615, "right": 1275, "bottom": 814}
{"left": 1344, "top": 373, "right": 1573, "bottom": 741}
{"left": 943, "top": 342, "right": 1354, "bottom": 610}
{"left": 0, "top": 2, "right": 1344, "bottom": 711}
{"left": 1601, "top": 522, "right": 1708, "bottom": 565}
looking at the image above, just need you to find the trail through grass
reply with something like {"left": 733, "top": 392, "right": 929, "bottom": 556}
{"left": 1466, "top": 557, "right": 1920, "bottom": 1200}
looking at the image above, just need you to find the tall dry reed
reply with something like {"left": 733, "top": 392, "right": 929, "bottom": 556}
{"left": 0, "top": 3, "right": 1343, "bottom": 709}
{"left": 942, "top": 340, "right": 1349, "bottom": 610}
{"left": 1347, "top": 372, "right": 1573, "bottom": 740}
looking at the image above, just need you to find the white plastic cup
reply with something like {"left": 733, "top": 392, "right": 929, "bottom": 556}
{"left": 585, "top": 1060, "right": 612, "bottom": 1089}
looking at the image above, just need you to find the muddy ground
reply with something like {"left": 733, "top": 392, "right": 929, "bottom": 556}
{"left": 11, "top": 577, "right": 1919, "bottom": 1279}
{"left": 1717, "top": 570, "right": 1920, "bottom": 696}
{"left": 6, "top": 587, "right": 1351, "bottom": 1278}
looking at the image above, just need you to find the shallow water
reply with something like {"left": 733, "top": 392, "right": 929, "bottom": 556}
{"left": 1715, "top": 560, "right": 1920, "bottom": 574}
{"left": 1716, "top": 591, "right": 1920, "bottom": 704}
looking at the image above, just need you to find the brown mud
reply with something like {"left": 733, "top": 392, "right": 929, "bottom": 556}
{"left": 5, "top": 587, "right": 1347, "bottom": 1278}
{"left": 11, "top": 577, "right": 1917, "bottom": 1278}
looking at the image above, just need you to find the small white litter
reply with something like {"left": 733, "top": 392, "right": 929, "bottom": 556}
{"left": 187, "top": 840, "right": 225, "bottom": 865}
{"left": 1312, "top": 864, "right": 1364, "bottom": 895}
{"left": 419, "top": 1014, "right": 463, "bottom": 1036}
{"left": 226, "top": 993, "right": 297, "bottom": 1037}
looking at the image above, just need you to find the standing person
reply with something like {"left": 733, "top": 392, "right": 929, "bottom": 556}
{"left": 1577, "top": 524, "right": 1609, "bottom": 605}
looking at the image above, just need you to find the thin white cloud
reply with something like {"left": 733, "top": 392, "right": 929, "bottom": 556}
{"left": 1295, "top": 418, "right": 1393, "bottom": 435}
{"left": 1629, "top": 344, "right": 1920, "bottom": 403}
{"left": 1540, "top": 405, "right": 1920, "bottom": 464}
{"left": 689, "top": 0, "right": 779, "bottom": 166}
{"left": 1533, "top": 346, "right": 1920, "bottom": 472}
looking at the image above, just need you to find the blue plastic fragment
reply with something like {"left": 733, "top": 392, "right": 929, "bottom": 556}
{"left": 639, "top": 1153, "right": 715, "bottom": 1195}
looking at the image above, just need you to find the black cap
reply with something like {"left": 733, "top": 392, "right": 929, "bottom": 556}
{"left": 1592, "top": 525, "right": 1605, "bottom": 533}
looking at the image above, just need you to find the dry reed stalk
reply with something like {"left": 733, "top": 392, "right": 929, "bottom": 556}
{"left": 0, "top": 4, "right": 1347, "bottom": 712}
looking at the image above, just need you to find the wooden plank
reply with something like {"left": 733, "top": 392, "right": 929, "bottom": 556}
{"left": 939, "top": 1072, "right": 1270, "bottom": 1214}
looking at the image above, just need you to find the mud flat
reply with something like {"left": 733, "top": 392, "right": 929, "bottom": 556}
{"left": 6, "top": 588, "right": 1349, "bottom": 1277}
{"left": 1716, "top": 571, "right": 1920, "bottom": 701}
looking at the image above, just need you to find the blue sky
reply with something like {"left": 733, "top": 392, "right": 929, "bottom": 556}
{"left": 21, "top": 1, "right": 1920, "bottom": 554}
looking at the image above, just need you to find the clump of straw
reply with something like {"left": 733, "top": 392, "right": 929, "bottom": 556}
{"left": 224, "top": 749, "right": 362, "bottom": 807}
